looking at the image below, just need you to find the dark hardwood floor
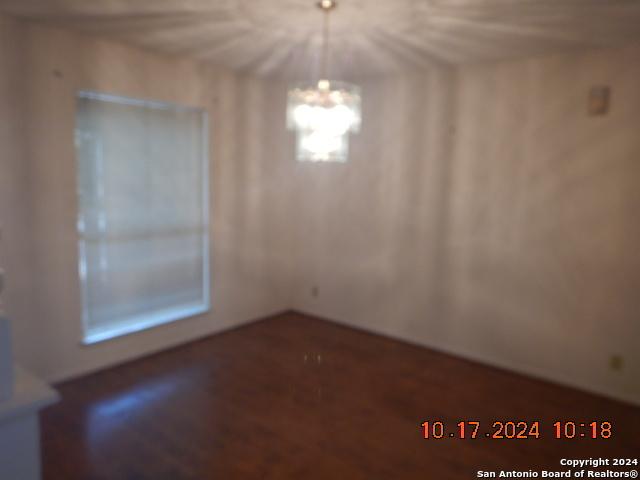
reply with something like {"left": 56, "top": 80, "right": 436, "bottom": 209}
{"left": 42, "top": 312, "right": 640, "bottom": 479}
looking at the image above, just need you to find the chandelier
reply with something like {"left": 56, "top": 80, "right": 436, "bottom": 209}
{"left": 287, "top": 0, "right": 361, "bottom": 162}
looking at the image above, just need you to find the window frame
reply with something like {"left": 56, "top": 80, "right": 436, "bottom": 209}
{"left": 75, "top": 90, "right": 211, "bottom": 345}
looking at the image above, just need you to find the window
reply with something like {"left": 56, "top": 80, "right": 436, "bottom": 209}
{"left": 75, "top": 91, "right": 209, "bottom": 344}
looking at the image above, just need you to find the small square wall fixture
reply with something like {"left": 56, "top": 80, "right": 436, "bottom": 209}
{"left": 287, "top": 80, "right": 361, "bottom": 162}
{"left": 588, "top": 86, "right": 611, "bottom": 116}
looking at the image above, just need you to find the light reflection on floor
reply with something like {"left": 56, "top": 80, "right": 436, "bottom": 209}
{"left": 84, "top": 367, "right": 205, "bottom": 458}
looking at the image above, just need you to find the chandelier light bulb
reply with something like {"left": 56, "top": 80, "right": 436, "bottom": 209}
{"left": 318, "top": 79, "right": 331, "bottom": 91}
{"left": 318, "top": 0, "right": 336, "bottom": 10}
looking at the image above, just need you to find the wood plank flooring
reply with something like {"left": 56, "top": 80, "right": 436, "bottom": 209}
{"left": 41, "top": 312, "right": 640, "bottom": 479}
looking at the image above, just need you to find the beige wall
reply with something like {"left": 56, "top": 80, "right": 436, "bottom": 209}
{"left": 0, "top": 15, "right": 291, "bottom": 381}
{"left": 0, "top": 16, "right": 37, "bottom": 367}
{"left": 448, "top": 46, "right": 640, "bottom": 404}
{"left": 283, "top": 47, "right": 640, "bottom": 405}
{"left": 284, "top": 70, "right": 456, "bottom": 340}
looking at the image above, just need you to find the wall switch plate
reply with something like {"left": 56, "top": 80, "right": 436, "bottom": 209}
{"left": 588, "top": 86, "right": 611, "bottom": 116}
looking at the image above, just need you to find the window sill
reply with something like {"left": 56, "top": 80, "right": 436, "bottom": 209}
{"left": 82, "top": 304, "right": 210, "bottom": 346}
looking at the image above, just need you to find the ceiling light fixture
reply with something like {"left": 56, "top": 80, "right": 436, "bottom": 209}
{"left": 287, "top": 0, "right": 361, "bottom": 162}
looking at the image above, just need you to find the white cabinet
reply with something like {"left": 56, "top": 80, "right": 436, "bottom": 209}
{"left": 0, "top": 367, "right": 59, "bottom": 480}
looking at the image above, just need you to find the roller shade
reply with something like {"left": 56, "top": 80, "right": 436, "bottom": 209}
{"left": 75, "top": 92, "right": 209, "bottom": 344}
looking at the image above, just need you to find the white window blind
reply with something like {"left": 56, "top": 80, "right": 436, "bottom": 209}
{"left": 75, "top": 92, "right": 209, "bottom": 345}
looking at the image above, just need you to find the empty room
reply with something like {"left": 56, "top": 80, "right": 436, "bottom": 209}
{"left": 0, "top": 1, "right": 639, "bottom": 479}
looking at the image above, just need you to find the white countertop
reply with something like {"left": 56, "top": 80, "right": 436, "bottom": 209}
{"left": 0, "top": 367, "right": 59, "bottom": 423}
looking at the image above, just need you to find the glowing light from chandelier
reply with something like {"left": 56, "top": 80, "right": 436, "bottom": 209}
{"left": 287, "top": 80, "right": 361, "bottom": 162}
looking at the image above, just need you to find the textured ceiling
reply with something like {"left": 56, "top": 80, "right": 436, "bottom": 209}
{"left": 1, "top": 0, "right": 640, "bottom": 79}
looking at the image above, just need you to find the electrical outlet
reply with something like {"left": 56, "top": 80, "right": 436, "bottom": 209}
{"left": 588, "top": 86, "right": 611, "bottom": 116}
{"left": 609, "top": 355, "right": 624, "bottom": 372}
{"left": 311, "top": 286, "right": 319, "bottom": 298}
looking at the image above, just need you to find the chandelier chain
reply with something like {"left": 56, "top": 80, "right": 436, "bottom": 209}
{"left": 318, "top": 1, "right": 336, "bottom": 80}
{"left": 322, "top": 7, "right": 330, "bottom": 80}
